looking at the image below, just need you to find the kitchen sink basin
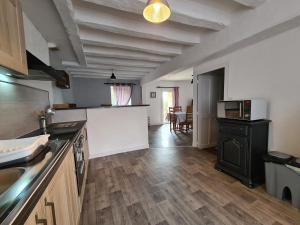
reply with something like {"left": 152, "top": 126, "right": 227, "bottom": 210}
{"left": 0, "top": 168, "right": 25, "bottom": 195}
{"left": 51, "top": 122, "right": 79, "bottom": 129}
{"left": 49, "top": 122, "right": 80, "bottom": 135}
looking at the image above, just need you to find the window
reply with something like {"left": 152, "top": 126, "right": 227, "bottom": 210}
{"left": 110, "top": 85, "right": 132, "bottom": 106}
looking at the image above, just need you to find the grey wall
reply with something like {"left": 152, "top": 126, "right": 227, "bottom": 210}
{"left": 71, "top": 78, "right": 142, "bottom": 107}
{"left": 0, "top": 75, "right": 50, "bottom": 139}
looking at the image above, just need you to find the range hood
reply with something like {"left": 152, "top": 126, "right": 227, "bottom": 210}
{"left": 25, "top": 51, "right": 70, "bottom": 89}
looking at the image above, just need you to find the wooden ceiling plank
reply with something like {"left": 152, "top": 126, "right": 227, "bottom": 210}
{"left": 83, "top": 45, "right": 172, "bottom": 62}
{"left": 79, "top": 27, "right": 183, "bottom": 56}
{"left": 82, "top": 0, "right": 230, "bottom": 30}
{"left": 74, "top": 2, "right": 201, "bottom": 45}
{"left": 231, "top": 0, "right": 266, "bottom": 8}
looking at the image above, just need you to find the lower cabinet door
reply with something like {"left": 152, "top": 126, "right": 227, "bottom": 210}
{"left": 45, "top": 167, "right": 72, "bottom": 225}
{"left": 218, "top": 134, "right": 248, "bottom": 176}
{"left": 24, "top": 148, "right": 81, "bottom": 225}
{"left": 24, "top": 200, "right": 47, "bottom": 225}
{"left": 64, "top": 147, "right": 80, "bottom": 225}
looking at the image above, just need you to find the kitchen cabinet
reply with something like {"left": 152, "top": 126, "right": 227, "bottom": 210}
{"left": 23, "top": 199, "right": 47, "bottom": 225}
{"left": 215, "top": 119, "right": 270, "bottom": 188}
{"left": 0, "top": 0, "right": 28, "bottom": 75}
{"left": 64, "top": 146, "right": 81, "bottom": 225}
{"left": 24, "top": 147, "right": 80, "bottom": 225}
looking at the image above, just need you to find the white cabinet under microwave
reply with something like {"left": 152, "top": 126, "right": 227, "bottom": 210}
{"left": 217, "top": 99, "right": 267, "bottom": 121}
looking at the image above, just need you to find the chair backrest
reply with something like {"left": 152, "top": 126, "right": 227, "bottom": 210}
{"left": 186, "top": 106, "right": 193, "bottom": 113}
{"left": 169, "top": 106, "right": 182, "bottom": 113}
{"left": 186, "top": 112, "right": 193, "bottom": 122}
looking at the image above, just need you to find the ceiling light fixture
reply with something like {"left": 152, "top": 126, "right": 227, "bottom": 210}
{"left": 110, "top": 70, "right": 116, "bottom": 80}
{"left": 143, "top": 0, "right": 171, "bottom": 24}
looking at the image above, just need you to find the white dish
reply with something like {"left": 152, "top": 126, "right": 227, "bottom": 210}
{"left": 0, "top": 135, "right": 50, "bottom": 164}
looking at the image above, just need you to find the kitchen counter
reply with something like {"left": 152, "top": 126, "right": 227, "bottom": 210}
{"left": 54, "top": 104, "right": 150, "bottom": 110}
{"left": 0, "top": 121, "right": 86, "bottom": 225}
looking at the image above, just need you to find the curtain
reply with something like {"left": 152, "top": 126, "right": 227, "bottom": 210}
{"left": 174, "top": 87, "right": 179, "bottom": 107}
{"left": 111, "top": 85, "right": 132, "bottom": 106}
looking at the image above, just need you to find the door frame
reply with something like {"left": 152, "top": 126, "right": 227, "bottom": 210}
{"left": 161, "top": 89, "right": 174, "bottom": 124}
{"left": 193, "top": 62, "right": 229, "bottom": 148}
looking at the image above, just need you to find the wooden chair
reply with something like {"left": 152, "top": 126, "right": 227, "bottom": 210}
{"left": 169, "top": 106, "right": 182, "bottom": 131}
{"left": 179, "top": 106, "right": 193, "bottom": 132}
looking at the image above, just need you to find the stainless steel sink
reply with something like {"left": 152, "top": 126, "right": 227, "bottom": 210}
{"left": 0, "top": 168, "right": 25, "bottom": 195}
{"left": 51, "top": 122, "right": 79, "bottom": 129}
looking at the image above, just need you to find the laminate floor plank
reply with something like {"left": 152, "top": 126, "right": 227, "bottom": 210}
{"left": 80, "top": 125, "right": 300, "bottom": 225}
{"left": 127, "top": 202, "right": 151, "bottom": 225}
{"left": 96, "top": 207, "right": 115, "bottom": 225}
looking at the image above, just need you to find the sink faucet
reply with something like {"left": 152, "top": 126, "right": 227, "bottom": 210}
{"left": 39, "top": 108, "right": 55, "bottom": 133}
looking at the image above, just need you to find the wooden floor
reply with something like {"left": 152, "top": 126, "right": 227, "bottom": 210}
{"left": 80, "top": 125, "right": 300, "bottom": 225}
{"left": 148, "top": 124, "right": 193, "bottom": 148}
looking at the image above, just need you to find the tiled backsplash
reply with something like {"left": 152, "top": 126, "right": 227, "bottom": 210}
{"left": 0, "top": 76, "right": 50, "bottom": 139}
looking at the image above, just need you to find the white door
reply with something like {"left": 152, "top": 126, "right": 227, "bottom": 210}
{"left": 197, "top": 75, "right": 220, "bottom": 149}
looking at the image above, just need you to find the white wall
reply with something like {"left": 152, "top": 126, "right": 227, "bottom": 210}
{"left": 142, "top": 80, "right": 193, "bottom": 125}
{"left": 193, "top": 25, "right": 300, "bottom": 157}
{"left": 87, "top": 106, "right": 149, "bottom": 158}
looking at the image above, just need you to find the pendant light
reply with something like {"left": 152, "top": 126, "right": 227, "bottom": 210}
{"left": 110, "top": 69, "right": 116, "bottom": 80}
{"left": 143, "top": 0, "right": 171, "bottom": 24}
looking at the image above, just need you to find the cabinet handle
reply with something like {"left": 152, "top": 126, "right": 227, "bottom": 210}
{"left": 45, "top": 198, "right": 57, "bottom": 225}
{"left": 239, "top": 102, "right": 242, "bottom": 118}
{"left": 35, "top": 214, "right": 48, "bottom": 225}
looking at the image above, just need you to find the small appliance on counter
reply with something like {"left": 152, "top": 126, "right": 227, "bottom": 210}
{"left": 217, "top": 99, "right": 267, "bottom": 121}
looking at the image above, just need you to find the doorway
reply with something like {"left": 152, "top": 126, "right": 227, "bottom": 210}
{"left": 197, "top": 68, "right": 225, "bottom": 149}
{"left": 162, "top": 90, "right": 174, "bottom": 123}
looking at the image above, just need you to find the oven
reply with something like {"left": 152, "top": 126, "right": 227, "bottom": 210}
{"left": 73, "top": 130, "right": 86, "bottom": 195}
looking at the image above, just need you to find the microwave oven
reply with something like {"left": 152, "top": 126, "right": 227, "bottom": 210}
{"left": 217, "top": 99, "right": 267, "bottom": 121}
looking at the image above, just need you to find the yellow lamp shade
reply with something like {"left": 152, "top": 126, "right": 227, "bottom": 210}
{"left": 143, "top": 0, "right": 171, "bottom": 24}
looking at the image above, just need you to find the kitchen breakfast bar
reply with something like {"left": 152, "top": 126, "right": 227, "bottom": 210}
{"left": 53, "top": 105, "right": 150, "bottom": 158}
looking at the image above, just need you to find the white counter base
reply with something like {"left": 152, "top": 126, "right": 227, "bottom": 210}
{"left": 86, "top": 106, "right": 149, "bottom": 158}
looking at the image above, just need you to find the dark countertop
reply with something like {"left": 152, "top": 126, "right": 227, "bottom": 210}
{"left": 54, "top": 104, "right": 150, "bottom": 110}
{"left": 217, "top": 118, "right": 271, "bottom": 124}
{"left": 0, "top": 121, "right": 86, "bottom": 225}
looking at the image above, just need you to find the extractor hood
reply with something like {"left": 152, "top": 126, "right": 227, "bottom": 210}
{"left": 24, "top": 51, "right": 70, "bottom": 89}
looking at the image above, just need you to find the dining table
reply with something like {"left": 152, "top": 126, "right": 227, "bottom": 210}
{"left": 174, "top": 112, "right": 190, "bottom": 123}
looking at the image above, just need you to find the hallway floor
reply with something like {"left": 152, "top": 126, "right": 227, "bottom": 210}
{"left": 80, "top": 125, "right": 300, "bottom": 225}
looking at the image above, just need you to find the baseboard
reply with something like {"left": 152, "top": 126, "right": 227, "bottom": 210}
{"left": 89, "top": 144, "right": 149, "bottom": 159}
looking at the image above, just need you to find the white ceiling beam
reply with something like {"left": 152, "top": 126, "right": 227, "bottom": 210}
{"left": 70, "top": 72, "right": 143, "bottom": 78}
{"left": 74, "top": 2, "right": 201, "bottom": 45}
{"left": 52, "top": 0, "right": 86, "bottom": 65}
{"left": 67, "top": 68, "right": 148, "bottom": 76}
{"left": 83, "top": 45, "right": 171, "bottom": 62}
{"left": 70, "top": 73, "right": 142, "bottom": 80}
{"left": 231, "top": 0, "right": 266, "bottom": 8}
{"left": 82, "top": 0, "right": 229, "bottom": 30}
{"left": 63, "top": 62, "right": 155, "bottom": 73}
{"left": 79, "top": 27, "right": 183, "bottom": 56}
{"left": 86, "top": 56, "right": 160, "bottom": 68}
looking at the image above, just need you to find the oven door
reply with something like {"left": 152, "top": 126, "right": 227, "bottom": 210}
{"left": 223, "top": 101, "right": 244, "bottom": 120}
{"left": 73, "top": 135, "right": 85, "bottom": 195}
